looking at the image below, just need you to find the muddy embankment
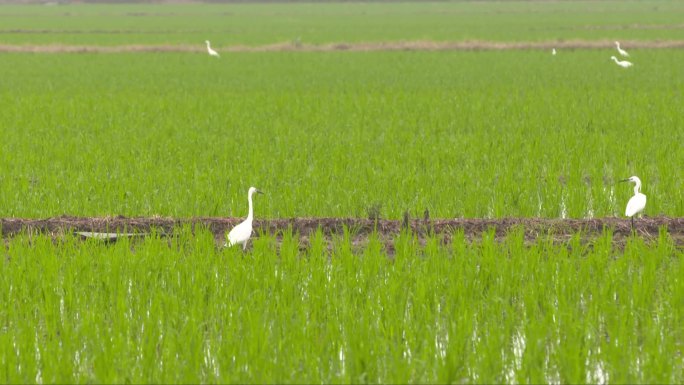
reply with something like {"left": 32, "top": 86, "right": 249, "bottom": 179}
{"left": 1, "top": 216, "right": 682, "bottom": 250}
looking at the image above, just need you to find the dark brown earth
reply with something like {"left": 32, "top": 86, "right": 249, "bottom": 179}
{"left": 1, "top": 216, "right": 683, "bottom": 249}
{"left": 2, "top": 39, "right": 684, "bottom": 53}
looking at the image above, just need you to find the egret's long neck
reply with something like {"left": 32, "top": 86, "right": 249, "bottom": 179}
{"left": 247, "top": 193, "right": 254, "bottom": 221}
{"left": 633, "top": 181, "right": 641, "bottom": 195}
{"left": 611, "top": 57, "right": 618, "bottom": 63}
{"left": 206, "top": 42, "right": 211, "bottom": 48}
{"left": 616, "top": 42, "right": 620, "bottom": 49}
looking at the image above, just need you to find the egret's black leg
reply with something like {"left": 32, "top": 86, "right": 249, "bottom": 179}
{"left": 631, "top": 216, "right": 634, "bottom": 232}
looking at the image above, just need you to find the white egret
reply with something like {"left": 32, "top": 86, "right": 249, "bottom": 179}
{"left": 615, "top": 41, "right": 629, "bottom": 57}
{"left": 620, "top": 176, "right": 646, "bottom": 230}
{"left": 205, "top": 40, "right": 220, "bottom": 58}
{"left": 611, "top": 56, "right": 633, "bottom": 68}
{"left": 225, "top": 187, "right": 264, "bottom": 249}
{"left": 552, "top": 48, "right": 556, "bottom": 56}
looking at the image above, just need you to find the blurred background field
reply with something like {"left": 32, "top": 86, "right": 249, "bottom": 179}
{"left": 1, "top": 1, "right": 684, "bottom": 45}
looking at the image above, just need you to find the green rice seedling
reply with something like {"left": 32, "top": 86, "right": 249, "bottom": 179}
{"left": 1, "top": 49, "right": 682, "bottom": 218}
{"left": 2, "top": 229, "right": 683, "bottom": 382}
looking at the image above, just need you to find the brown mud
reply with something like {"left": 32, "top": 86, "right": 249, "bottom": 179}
{"left": 1, "top": 216, "right": 682, "bottom": 250}
{"left": 2, "top": 39, "right": 684, "bottom": 53}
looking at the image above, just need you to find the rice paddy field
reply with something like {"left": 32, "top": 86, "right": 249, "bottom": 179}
{"left": 1, "top": 1, "right": 683, "bottom": 383}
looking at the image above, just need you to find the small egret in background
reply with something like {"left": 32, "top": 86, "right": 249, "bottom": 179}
{"left": 225, "top": 187, "right": 264, "bottom": 249}
{"left": 611, "top": 56, "right": 633, "bottom": 68}
{"left": 620, "top": 176, "right": 646, "bottom": 230}
{"left": 615, "top": 41, "right": 629, "bottom": 57}
{"left": 552, "top": 48, "right": 556, "bottom": 56}
{"left": 205, "top": 40, "right": 220, "bottom": 58}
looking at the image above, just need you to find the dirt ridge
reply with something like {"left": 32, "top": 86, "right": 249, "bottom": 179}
{"left": 2, "top": 39, "right": 684, "bottom": 53}
{"left": 1, "top": 216, "right": 683, "bottom": 246}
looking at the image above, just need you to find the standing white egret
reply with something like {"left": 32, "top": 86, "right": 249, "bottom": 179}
{"left": 620, "top": 176, "right": 646, "bottom": 230}
{"left": 225, "top": 187, "right": 264, "bottom": 249}
{"left": 611, "top": 56, "right": 633, "bottom": 68}
{"left": 615, "top": 41, "right": 629, "bottom": 57}
{"left": 205, "top": 40, "right": 220, "bottom": 58}
{"left": 552, "top": 48, "right": 556, "bottom": 56}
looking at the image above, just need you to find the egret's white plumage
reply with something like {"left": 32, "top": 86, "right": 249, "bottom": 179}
{"left": 611, "top": 56, "right": 633, "bottom": 68}
{"left": 620, "top": 176, "right": 646, "bottom": 229}
{"left": 205, "top": 40, "right": 220, "bottom": 58}
{"left": 615, "top": 41, "right": 629, "bottom": 57}
{"left": 552, "top": 48, "right": 556, "bottom": 56}
{"left": 225, "top": 187, "right": 263, "bottom": 249}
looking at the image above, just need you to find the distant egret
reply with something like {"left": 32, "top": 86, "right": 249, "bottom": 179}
{"left": 225, "top": 187, "right": 264, "bottom": 249}
{"left": 552, "top": 48, "right": 556, "bottom": 56}
{"left": 611, "top": 56, "right": 633, "bottom": 68}
{"left": 620, "top": 176, "right": 646, "bottom": 230}
{"left": 205, "top": 40, "right": 220, "bottom": 58}
{"left": 615, "top": 41, "right": 629, "bottom": 57}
